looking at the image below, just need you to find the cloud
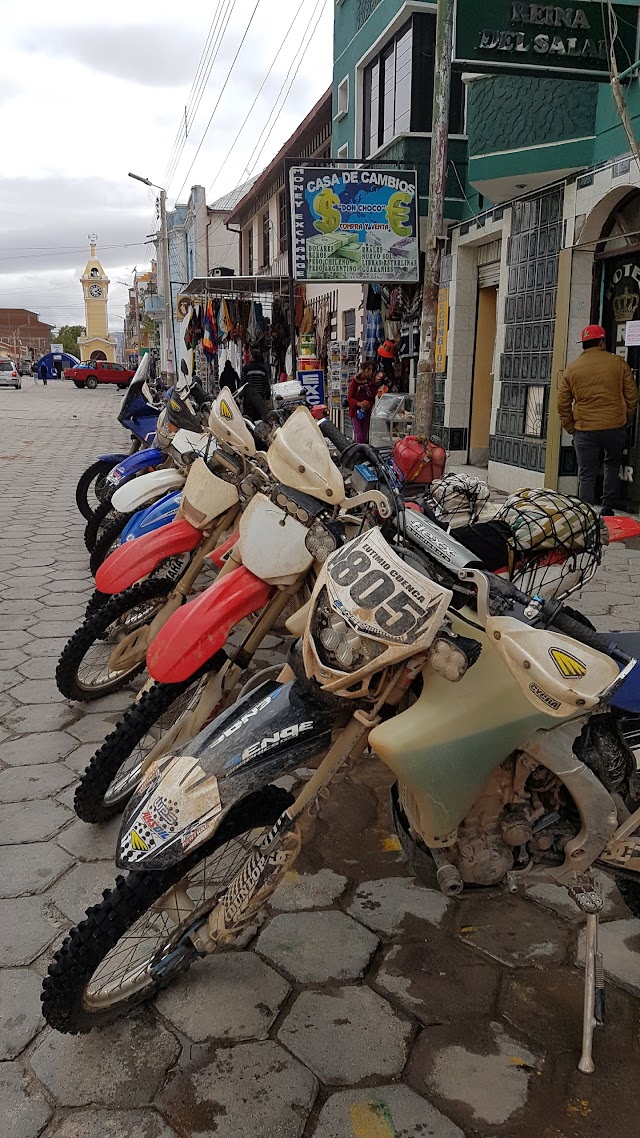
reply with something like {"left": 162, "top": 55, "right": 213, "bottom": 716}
{"left": 23, "top": 25, "right": 201, "bottom": 86}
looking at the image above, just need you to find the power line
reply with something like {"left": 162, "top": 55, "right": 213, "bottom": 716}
{"left": 0, "top": 241, "right": 151, "bottom": 262}
{"left": 173, "top": 0, "right": 263, "bottom": 202}
{"left": 165, "top": 0, "right": 239, "bottom": 194}
{"left": 207, "top": 0, "right": 309, "bottom": 200}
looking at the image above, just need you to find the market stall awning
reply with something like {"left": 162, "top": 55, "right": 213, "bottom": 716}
{"left": 181, "top": 275, "right": 291, "bottom": 297}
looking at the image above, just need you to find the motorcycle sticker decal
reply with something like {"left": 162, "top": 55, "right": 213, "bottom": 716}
{"left": 212, "top": 691, "right": 282, "bottom": 753}
{"left": 225, "top": 721, "right": 316, "bottom": 769}
{"left": 529, "top": 683, "right": 562, "bottom": 711}
{"left": 549, "top": 648, "right": 587, "bottom": 679}
{"left": 152, "top": 796, "right": 179, "bottom": 828}
{"left": 219, "top": 400, "right": 233, "bottom": 420}
{"left": 130, "top": 829, "right": 148, "bottom": 851}
{"left": 326, "top": 530, "right": 451, "bottom": 646}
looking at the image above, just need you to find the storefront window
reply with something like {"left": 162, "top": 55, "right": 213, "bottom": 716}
{"left": 344, "top": 308, "right": 356, "bottom": 340}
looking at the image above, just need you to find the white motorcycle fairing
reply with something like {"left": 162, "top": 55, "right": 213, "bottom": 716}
{"left": 267, "top": 406, "right": 346, "bottom": 505}
{"left": 111, "top": 468, "right": 186, "bottom": 514}
{"left": 239, "top": 493, "right": 313, "bottom": 586}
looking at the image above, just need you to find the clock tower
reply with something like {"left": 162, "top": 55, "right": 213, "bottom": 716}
{"left": 77, "top": 235, "right": 116, "bottom": 362}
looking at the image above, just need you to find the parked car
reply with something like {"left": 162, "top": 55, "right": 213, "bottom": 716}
{"left": 0, "top": 358, "right": 21, "bottom": 389}
{"left": 19, "top": 359, "right": 32, "bottom": 376}
{"left": 64, "top": 361, "right": 136, "bottom": 390}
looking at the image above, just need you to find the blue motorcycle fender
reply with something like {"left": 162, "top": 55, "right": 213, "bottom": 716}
{"left": 105, "top": 447, "right": 165, "bottom": 490}
{"left": 121, "top": 489, "right": 182, "bottom": 542}
{"left": 98, "top": 452, "right": 128, "bottom": 465}
{"left": 116, "top": 680, "right": 335, "bottom": 871}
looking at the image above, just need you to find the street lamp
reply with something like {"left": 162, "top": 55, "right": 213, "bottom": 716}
{"left": 128, "top": 172, "right": 174, "bottom": 382}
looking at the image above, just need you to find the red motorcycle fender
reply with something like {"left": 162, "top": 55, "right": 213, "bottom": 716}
{"left": 209, "top": 530, "right": 239, "bottom": 569}
{"left": 146, "top": 567, "right": 274, "bottom": 684}
{"left": 95, "top": 518, "right": 202, "bottom": 594}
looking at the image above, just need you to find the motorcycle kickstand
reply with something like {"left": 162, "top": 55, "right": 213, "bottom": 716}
{"left": 569, "top": 880, "right": 605, "bottom": 1074}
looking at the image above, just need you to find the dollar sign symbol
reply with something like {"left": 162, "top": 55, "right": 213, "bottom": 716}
{"left": 313, "top": 188, "right": 341, "bottom": 234}
{"left": 386, "top": 192, "right": 412, "bottom": 237}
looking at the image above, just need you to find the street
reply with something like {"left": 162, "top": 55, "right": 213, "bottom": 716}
{"left": 1, "top": 383, "right": 640, "bottom": 1138}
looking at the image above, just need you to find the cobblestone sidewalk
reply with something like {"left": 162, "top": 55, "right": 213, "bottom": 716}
{"left": 1, "top": 385, "right": 639, "bottom": 1138}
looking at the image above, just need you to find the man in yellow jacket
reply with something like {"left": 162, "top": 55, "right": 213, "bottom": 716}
{"left": 557, "top": 324, "right": 638, "bottom": 516}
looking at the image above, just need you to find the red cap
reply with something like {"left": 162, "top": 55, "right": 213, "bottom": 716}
{"left": 581, "top": 324, "right": 606, "bottom": 342}
{"left": 378, "top": 339, "right": 396, "bottom": 359}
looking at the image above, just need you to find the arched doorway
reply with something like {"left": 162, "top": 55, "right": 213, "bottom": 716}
{"left": 90, "top": 349, "right": 107, "bottom": 361}
{"left": 589, "top": 190, "right": 640, "bottom": 510}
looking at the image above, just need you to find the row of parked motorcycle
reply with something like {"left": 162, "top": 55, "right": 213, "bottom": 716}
{"left": 38, "top": 356, "right": 640, "bottom": 1074}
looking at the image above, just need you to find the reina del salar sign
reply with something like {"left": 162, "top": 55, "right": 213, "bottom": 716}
{"left": 454, "top": 1, "right": 640, "bottom": 80}
{"left": 289, "top": 166, "right": 419, "bottom": 283}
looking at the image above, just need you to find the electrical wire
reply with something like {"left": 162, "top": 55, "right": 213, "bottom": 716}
{"left": 172, "top": 0, "right": 263, "bottom": 202}
{"left": 604, "top": 0, "right": 640, "bottom": 174}
{"left": 206, "top": 0, "right": 309, "bottom": 201}
{"left": 164, "top": 0, "right": 239, "bottom": 195}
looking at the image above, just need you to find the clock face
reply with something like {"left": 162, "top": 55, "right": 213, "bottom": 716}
{"left": 90, "top": 268, "right": 99, "bottom": 277}
{"left": 89, "top": 284, "right": 103, "bottom": 298}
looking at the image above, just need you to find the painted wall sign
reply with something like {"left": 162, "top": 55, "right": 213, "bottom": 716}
{"left": 435, "top": 287, "right": 450, "bottom": 374}
{"left": 289, "top": 166, "right": 419, "bottom": 282}
{"left": 454, "top": 1, "right": 640, "bottom": 80}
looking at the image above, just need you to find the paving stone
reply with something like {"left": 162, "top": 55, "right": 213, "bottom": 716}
{"left": 0, "top": 1061, "right": 51, "bottom": 1138}
{"left": 63, "top": 742, "right": 101, "bottom": 775}
{"left": 312, "top": 1085, "right": 464, "bottom": 1138}
{"left": 0, "top": 897, "right": 58, "bottom": 964}
{"left": 30, "top": 1011, "right": 180, "bottom": 1106}
{"left": 407, "top": 1020, "right": 543, "bottom": 1129}
{"left": 28, "top": 621, "right": 78, "bottom": 638}
{"left": 258, "top": 911, "right": 378, "bottom": 983}
{"left": 51, "top": 861, "right": 117, "bottom": 925}
{"left": 159, "top": 1039, "right": 317, "bottom": 1138}
{"left": 10, "top": 679, "right": 68, "bottom": 705}
{"left": 56, "top": 814, "right": 121, "bottom": 861}
{"left": 0, "top": 731, "right": 76, "bottom": 767}
{"left": 279, "top": 987, "right": 412, "bottom": 1084}
{"left": 0, "top": 799, "right": 72, "bottom": 844}
{"left": 0, "top": 650, "right": 28, "bottom": 669}
{"left": 2, "top": 703, "right": 77, "bottom": 734}
{"left": 0, "top": 600, "right": 45, "bottom": 617}
{"left": 15, "top": 657, "right": 55, "bottom": 680}
{"left": 67, "top": 714, "right": 121, "bottom": 743}
{"left": 500, "top": 965, "right": 635, "bottom": 1052}
{"left": 56, "top": 785, "right": 78, "bottom": 811}
{"left": 0, "top": 969, "right": 44, "bottom": 1059}
{"left": 270, "top": 868, "right": 348, "bottom": 911}
{"left": 374, "top": 932, "right": 501, "bottom": 1026}
{"left": 9, "top": 567, "right": 54, "bottom": 579}
{"left": 4, "top": 585, "right": 51, "bottom": 600}
{"left": 49, "top": 1109, "right": 180, "bottom": 1138}
{"left": 0, "top": 763, "right": 75, "bottom": 803}
{"left": 22, "top": 637, "right": 68, "bottom": 657}
{"left": 457, "top": 893, "right": 570, "bottom": 967}
{"left": 577, "top": 917, "right": 640, "bottom": 995}
{"left": 0, "top": 671, "right": 19, "bottom": 693}
{"left": 347, "top": 876, "right": 450, "bottom": 936}
{"left": 0, "top": 841, "right": 73, "bottom": 896}
{"left": 525, "top": 873, "right": 627, "bottom": 923}
{"left": 0, "top": 627, "right": 33, "bottom": 642}
{"left": 156, "top": 952, "right": 290, "bottom": 1041}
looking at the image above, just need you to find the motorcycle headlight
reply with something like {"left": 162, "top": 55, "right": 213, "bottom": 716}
{"left": 312, "top": 587, "right": 385, "bottom": 673}
{"left": 306, "top": 521, "right": 338, "bottom": 563}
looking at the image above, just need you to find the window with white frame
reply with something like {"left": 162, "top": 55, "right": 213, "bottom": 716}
{"left": 337, "top": 142, "right": 349, "bottom": 160}
{"left": 337, "top": 76, "right": 349, "bottom": 119}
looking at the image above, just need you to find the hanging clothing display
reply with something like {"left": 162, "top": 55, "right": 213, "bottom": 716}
{"left": 363, "top": 308, "right": 384, "bottom": 359}
{"left": 202, "top": 299, "right": 216, "bottom": 361}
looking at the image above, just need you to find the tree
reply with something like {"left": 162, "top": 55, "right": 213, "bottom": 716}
{"left": 53, "top": 325, "right": 85, "bottom": 358}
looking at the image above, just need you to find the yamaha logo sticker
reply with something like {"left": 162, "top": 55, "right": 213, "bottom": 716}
{"left": 549, "top": 648, "right": 587, "bottom": 679}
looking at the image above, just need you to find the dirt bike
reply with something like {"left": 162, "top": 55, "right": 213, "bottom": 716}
{"left": 71, "top": 416, "right": 390, "bottom": 820}
{"left": 43, "top": 491, "right": 640, "bottom": 1078}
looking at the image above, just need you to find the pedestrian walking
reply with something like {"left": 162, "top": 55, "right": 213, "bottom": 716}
{"left": 39, "top": 363, "right": 48, "bottom": 386}
{"left": 240, "top": 348, "right": 272, "bottom": 422}
{"left": 558, "top": 324, "right": 638, "bottom": 516}
{"left": 347, "top": 362, "right": 377, "bottom": 444}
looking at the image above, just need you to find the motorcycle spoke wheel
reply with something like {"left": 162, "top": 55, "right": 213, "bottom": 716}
{"left": 42, "top": 786, "right": 293, "bottom": 1032}
{"left": 103, "top": 679, "right": 206, "bottom": 808}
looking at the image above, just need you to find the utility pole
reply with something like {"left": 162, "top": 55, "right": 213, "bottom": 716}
{"left": 133, "top": 268, "right": 142, "bottom": 362}
{"left": 159, "top": 189, "right": 175, "bottom": 383}
{"left": 414, "top": 0, "right": 455, "bottom": 436}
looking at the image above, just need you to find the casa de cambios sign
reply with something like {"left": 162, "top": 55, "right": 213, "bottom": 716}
{"left": 454, "top": 1, "right": 640, "bottom": 80}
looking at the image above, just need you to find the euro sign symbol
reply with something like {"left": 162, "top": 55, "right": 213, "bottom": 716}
{"left": 386, "top": 192, "right": 412, "bottom": 237}
{"left": 313, "top": 188, "right": 341, "bottom": 234}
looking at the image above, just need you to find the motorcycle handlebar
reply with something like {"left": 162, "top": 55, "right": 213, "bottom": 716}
{"left": 549, "top": 610, "right": 633, "bottom": 666}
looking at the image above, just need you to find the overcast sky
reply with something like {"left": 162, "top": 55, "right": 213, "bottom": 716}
{"left": 1, "top": 0, "right": 333, "bottom": 334}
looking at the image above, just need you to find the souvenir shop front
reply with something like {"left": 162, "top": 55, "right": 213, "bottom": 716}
{"left": 175, "top": 275, "right": 293, "bottom": 394}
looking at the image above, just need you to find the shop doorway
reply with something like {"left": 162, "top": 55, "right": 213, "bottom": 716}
{"left": 598, "top": 248, "right": 640, "bottom": 511}
{"left": 469, "top": 285, "right": 497, "bottom": 467}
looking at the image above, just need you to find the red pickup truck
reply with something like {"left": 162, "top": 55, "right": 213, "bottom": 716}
{"left": 64, "top": 361, "right": 136, "bottom": 389}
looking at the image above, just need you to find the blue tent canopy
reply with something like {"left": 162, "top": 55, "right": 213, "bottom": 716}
{"left": 35, "top": 351, "right": 80, "bottom": 378}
